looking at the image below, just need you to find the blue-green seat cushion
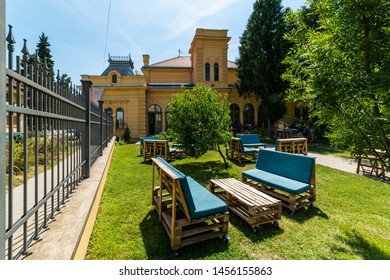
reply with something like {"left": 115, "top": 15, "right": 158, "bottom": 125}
{"left": 169, "top": 148, "right": 177, "bottom": 153}
{"left": 155, "top": 157, "right": 227, "bottom": 219}
{"left": 184, "top": 176, "right": 227, "bottom": 219}
{"left": 242, "top": 168, "right": 311, "bottom": 194}
{"left": 237, "top": 134, "right": 266, "bottom": 147}
{"left": 141, "top": 135, "right": 159, "bottom": 145}
{"left": 256, "top": 149, "right": 315, "bottom": 184}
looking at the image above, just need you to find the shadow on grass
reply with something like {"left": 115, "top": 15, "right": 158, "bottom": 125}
{"left": 228, "top": 212, "right": 284, "bottom": 242}
{"left": 139, "top": 210, "right": 229, "bottom": 260}
{"left": 172, "top": 160, "right": 232, "bottom": 185}
{"left": 334, "top": 229, "right": 390, "bottom": 260}
{"left": 283, "top": 205, "right": 329, "bottom": 224}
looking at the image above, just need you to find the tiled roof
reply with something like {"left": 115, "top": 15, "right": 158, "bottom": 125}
{"left": 147, "top": 56, "right": 238, "bottom": 69}
{"left": 228, "top": 60, "right": 237, "bottom": 68}
{"left": 149, "top": 56, "right": 192, "bottom": 68}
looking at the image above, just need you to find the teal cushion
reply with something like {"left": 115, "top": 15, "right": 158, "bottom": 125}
{"left": 256, "top": 149, "right": 314, "bottom": 184}
{"left": 155, "top": 158, "right": 227, "bottom": 219}
{"left": 185, "top": 176, "right": 227, "bottom": 219}
{"left": 141, "top": 136, "right": 159, "bottom": 145}
{"left": 237, "top": 134, "right": 266, "bottom": 148}
{"left": 237, "top": 134, "right": 266, "bottom": 147}
{"left": 243, "top": 168, "right": 311, "bottom": 194}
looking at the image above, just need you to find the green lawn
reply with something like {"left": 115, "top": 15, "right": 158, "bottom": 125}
{"left": 86, "top": 144, "right": 390, "bottom": 260}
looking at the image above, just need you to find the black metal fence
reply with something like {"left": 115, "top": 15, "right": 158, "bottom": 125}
{"left": 0, "top": 22, "right": 114, "bottom": 260}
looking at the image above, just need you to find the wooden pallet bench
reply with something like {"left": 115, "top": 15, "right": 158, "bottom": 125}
{"left": 242, "top": 149, "right": 316, "bottom": 213}
{"left": 151, "top": 157, "right": 229, "bottom": 251}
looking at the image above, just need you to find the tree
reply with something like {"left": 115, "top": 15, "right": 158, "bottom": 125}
{"left": 122, "top": 126, "right": 131, "bottom": 144}
{"left": 167, "top": 84, "right": 232, "bottom": 167}
{"left": 28, "top": 32, "right": 55, "bottom": 75}
{"left": 236, "top": 0, "right": 289, "bottom": 135}
{"left": 60, "top": 73, "right": 72, "bottom": 88}
{"left": 283, "top": 0, "right": 390, "bottom": 169}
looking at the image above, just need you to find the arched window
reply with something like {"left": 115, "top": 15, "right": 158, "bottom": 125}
{"left": 243, "top": 104, "right": 254, "bottom": 129}
{"left": 116, "top": 107, "right": 124, "bottom": 129}
{"left": 112, "top": 74, "right": 117, "bottom": 83}
{"left": 148, "top": 104, "right": 162, "bottom": 135}
{"left": 214, "top": 63, "right": 219, "bottom": 81}
{"left": 230, "top": 104, "right": 240, "bottom": 130}
{"left": 205, "top": 63, "right": 210, "bottom": 81}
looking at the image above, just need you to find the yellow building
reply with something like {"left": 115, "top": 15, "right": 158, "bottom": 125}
{"left": 81, "top": 28, "right": 295, "bottom": 139}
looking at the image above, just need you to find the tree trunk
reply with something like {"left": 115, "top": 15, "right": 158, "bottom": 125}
{"left": 217, "top": 145, "right": 228, "bottom": 168}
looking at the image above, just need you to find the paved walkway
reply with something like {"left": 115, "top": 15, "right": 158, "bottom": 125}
{"left": 9, "top": 142, "right": 387, "bottom": 260}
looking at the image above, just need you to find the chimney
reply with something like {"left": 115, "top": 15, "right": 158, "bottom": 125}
{"left": 143, "top": 54, "right": 150, "bottom": 66}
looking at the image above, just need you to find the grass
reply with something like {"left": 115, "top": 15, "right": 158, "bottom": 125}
{"left": 86, "top": 143, "right": 390, "bottom": 260}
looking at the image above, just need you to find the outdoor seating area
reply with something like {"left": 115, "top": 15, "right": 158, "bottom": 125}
{"left": 80, "top": 144, "right": 389, "bottom": 260}
{"left": 151, "top": 156, "right": 229, "bottom": 251}
{"left": 242, "top": 149, "right": 316, "bottom": 213}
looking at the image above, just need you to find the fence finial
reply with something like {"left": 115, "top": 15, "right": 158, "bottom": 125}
{"left": 6, "top": 24, "right": 16, "bottom": 46}
{"left": 21, "top": 39, "right": 29, "bottom": 56}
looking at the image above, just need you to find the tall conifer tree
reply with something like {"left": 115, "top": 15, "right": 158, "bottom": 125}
{"left": 236, "top": 0, "right": 289, "bottom": 134}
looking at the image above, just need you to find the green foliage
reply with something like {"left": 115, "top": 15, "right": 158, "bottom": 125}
{"left": 236, "top": 0, "right": 289, "bottom": 130}
{"left": 28, "top": 32, "right": 55, "bottom": 75}
{"left": 167, "top": 84, "right": 232, "bottom": 165}
{"left": 283, "top": 0, "right": 390, "bottom": 168}
{"left": 122, "top": 127, "right": 131, "bottom": 143}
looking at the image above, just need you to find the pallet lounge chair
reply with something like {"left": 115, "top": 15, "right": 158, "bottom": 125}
{"left": 151, "top": 157, "right": 229, "bottom": 251}
{"left": 226, "top": 137, "right": 257, "bottom": 163}
{"left": 140, "top": 135, "right": 159, "bottom": 155}
{"left": 242, "top": 149, "right": 316, "bottom": 213}
{"left": 144, "top": 139, "right": 176, "bottom": 161}
{"left": 237, "top": 134, "right": 267, "bottom": 148}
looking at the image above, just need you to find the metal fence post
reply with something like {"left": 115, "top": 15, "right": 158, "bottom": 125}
{"left": 0, "top": 0, "right": 7, "bottom": 260}
{"left": 81, "top": 79, "right": 92, "bottom": 178}
{"left": 98, "top": 100, "right": 103, "bottom": 156}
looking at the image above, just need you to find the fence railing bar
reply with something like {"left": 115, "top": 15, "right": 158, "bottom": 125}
{"left": 5, "top": 162, "right": 85, "bottom": 240}
{"left": 6, "top": 69, "right": 85, "bottom": 111}
{"left": 5, "top": 105, "right": 85, "bottom": 122}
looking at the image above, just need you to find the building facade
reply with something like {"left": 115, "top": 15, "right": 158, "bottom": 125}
{"left": 81, "top": 28, "right": 295, "bottom": 139}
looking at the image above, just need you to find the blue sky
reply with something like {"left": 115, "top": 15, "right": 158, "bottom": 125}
{"left": 5, "top": 0, "right": 307, "bottom": 83}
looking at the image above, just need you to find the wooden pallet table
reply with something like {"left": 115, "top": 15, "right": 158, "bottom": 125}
{"left": 210, "top": 178, "right": 282, "bottom": 229}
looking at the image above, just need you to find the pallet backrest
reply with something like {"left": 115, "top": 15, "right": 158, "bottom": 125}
{"left": 256, "top": 149, "right": 315, "bottom": 184}
{"left": 153, "top": 157, "right": 194, "bottom": 220}
{"left": 237, "top": 134, "right": 261, "bottom": 145}
{"left": 141, "top": 136, "right": 159, "bottom": 147}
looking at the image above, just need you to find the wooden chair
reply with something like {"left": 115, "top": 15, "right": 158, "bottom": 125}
{"left": 151, "top": 157, "right": 229, "bottom": 251}
{"left": 144, "top": 139, "right": 176, "bottom": 162}
{"left": 226, "top": 137, "right": 257, "bottom": 163}
{"left": 140, "top": 136, "right": 159, "bottom": 155}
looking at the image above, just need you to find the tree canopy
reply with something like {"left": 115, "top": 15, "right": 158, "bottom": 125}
{"left": 236, "top": 0, "right": 289, "bottom": 133}
{"left": 283, "top": 0, "right": 390, "bottom": 168}
{"left": 167, "top": 84, "right": 232, "bottom": 167}
{"left": 29, "top": 32, "right": 55, "bottom": 75}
